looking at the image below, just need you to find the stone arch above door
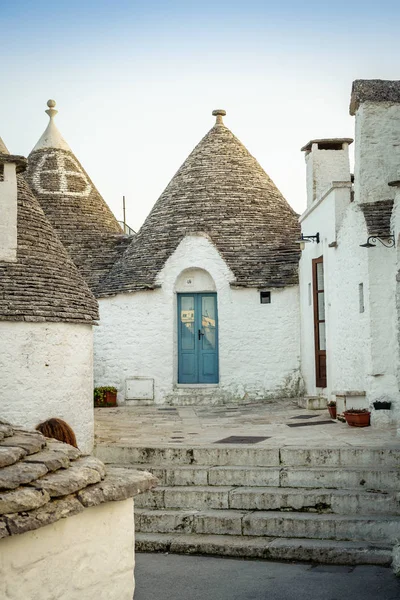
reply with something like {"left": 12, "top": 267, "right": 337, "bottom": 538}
{"left": 175, "top": 268, "right": 216, "bottom": 293}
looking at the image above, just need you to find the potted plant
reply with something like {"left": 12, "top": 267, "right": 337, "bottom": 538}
{"left": 327, "top": 400, "right": 337, "bottom": 419}
{"left": 94, "top": 386, "right": 117, "bottom": 407}
{"left": 343, "top": 408, "right": 370, "bottom": 427}
{"left": 373, "top": 401, "right": 392, "bottom": 410}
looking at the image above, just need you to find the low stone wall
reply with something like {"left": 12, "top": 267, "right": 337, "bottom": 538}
{"left": 0, "top": 499, "right": 135, "bottom": 600}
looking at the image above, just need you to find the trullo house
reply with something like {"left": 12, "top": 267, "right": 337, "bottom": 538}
{"left": 95, "top": 109, "right": 301, "bottom": 404}
{"left": 0, "top": 135, "right": 98, "bottom": 452}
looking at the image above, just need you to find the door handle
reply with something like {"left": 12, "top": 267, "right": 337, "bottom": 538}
{"left": 198, "top": 329, "right": 204, "bottom": 340}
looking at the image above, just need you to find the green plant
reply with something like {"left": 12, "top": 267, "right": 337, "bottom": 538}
{"left": 327, "top": 400, "right": 336, "bottom": 407}
{"left": 94, "top": 386, "right": 117, "bottom": 405}
{"left": 344, "top": 408, "right": 370, "bottom": 414}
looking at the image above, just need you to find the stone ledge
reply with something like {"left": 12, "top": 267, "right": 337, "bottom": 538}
{"left": 77, "top": 467, "right": 158, "bottom": 507}
{"left": 0, "top": 422, "right": 158, "bottom": 538}
{"left": 350, "top": 79, "right": 400, "bottom": 115}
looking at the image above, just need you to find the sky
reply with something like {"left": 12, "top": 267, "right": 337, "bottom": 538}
{"left": 2, "top": 0, "right": 400, "bottom": 230}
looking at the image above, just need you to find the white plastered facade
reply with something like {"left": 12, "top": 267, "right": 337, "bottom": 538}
{"left": 0, "top": 499, "right": 135, "bottom": 600}
{"left": 299, "top": 99, "right": 400, "bottom": 425}
{"left": 0, "top": 322, "right": 94, "bottom": 453}
{"left": 0, "top": 162, "right": 18, "bottom": 262}
{"left": 94, "top": 234, "right": 301, "bottom": 405}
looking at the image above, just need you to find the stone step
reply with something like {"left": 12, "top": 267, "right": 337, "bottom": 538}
{"left": 134, "top": 485, "right": 400, "bottom": 515}
{"left": 135, "top": 532, "right": 393, "bottom": 566}
{"left": 127, "top": 464, "right": 400, "bottom": 491}
{"left": 135, "top": 508, "right": 400, "bottom": 543}
{"left": 95, "top": 444, "right": 400, "bottom": 468}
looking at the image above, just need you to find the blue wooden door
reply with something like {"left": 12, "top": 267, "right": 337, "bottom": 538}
{"left": 178, "top": 293, "right": 219, "bottom": 384}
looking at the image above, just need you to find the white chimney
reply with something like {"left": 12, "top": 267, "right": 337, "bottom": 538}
{"left": 0, "top": 138, "right": 26, "bottom": 262}
{"left": 301, "top": 138, "right": 352, "bottom": 208}
{"left": 350, "top": 80, "right": 400, "bottom": 204}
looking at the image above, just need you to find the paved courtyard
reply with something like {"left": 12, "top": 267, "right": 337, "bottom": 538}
{"left": 95, "top": 399, "right": 399, "bottom": 449}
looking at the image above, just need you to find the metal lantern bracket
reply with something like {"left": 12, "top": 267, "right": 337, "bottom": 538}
{"left": 297, "top": 233, "right": 320, "bottom": 244}
{"left": 360, "top": 235, "right": 395, "bottom": 248}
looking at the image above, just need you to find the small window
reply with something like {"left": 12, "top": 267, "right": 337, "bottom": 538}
{"left": 260, "top": 291, "right": 271, "bottom": 304}
{"left": 0, "top": 165, "right": 4, "bottom": 182}
{"left": 359, "top": 283, "right": 364, "bottom": 313}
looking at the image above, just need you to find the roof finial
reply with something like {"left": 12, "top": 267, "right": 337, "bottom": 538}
{"left": 45, "top": 99, "right": 58, "bottom": 119}
{"left": 212, "top": 109, "right": 226, "bottom": 125}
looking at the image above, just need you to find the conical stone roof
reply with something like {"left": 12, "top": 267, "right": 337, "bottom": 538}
{"left": 99, "top": 110, "right": 300, "bottom": 296}
{"left": 25, "top": 101, "right": 129, "bottom": 295}
{"left": 0, "top": 156, "right": 98, "bottom": 323}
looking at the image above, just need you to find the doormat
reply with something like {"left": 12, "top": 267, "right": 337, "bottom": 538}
{"left": 287, "top": 421, "right": 336, "bottom": 428}
{"left": 157, "top": 408, "right": 178, "bottom": 411}
{"left": 214, "top": 436, "right": 270, "bottom": 444}
{"left": 290, "top": 415, "right": 318, "bottom": 420}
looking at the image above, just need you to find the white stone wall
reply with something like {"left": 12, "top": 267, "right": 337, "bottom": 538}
{"left": 299, "top": 182, "right": 400, "bottom": 423}
{"left": 299, "top": 184, "right": 357, "bottom": 398}
{"left": 0, "top": 322, "right": 94, "bottom": 453}
{"left": 354, "top": 102, "right": 400, "bottom": 204}
{"left": 305, "top": 144, "right": 351, "bottom": 207}
{"left": 95, "top": 234, "right": 301, "bottom": 404}
{"left": 0, "top": 499, "right": 135, "bottom": 600}
{"left": 0, "top": 162, "right": 18, "bottom": 262}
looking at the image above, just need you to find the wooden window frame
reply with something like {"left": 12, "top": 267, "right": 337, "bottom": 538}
{"left": 312, "top": 256, "right": 327, "bottom": 388}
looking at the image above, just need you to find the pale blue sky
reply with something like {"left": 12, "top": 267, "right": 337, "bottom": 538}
{"left": 2, "top": 1, "right": 399, "bottom": 229}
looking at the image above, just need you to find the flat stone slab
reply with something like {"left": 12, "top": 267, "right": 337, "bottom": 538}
{"left": 135, "top": 532, "right": 393, "bottom": 566}
{"left": 0, "top": 432, "right": 46, "bottom": 455}
{"left": 0, "top": 446, "right": 26, "bottom": 469}
{"left": 0, "top": 487, "right": 50, "bottom": 515}
{"left": 4, "top": 495, "right": 84, "bottom": 536}
{"left": 0, "top": 461, "right": 48, "bottom": 490}
{"left": 45, "top": 440, "right": 81, "bottom": 460}
{"left": 29, "top": 457, "right": 104, "bottom": 497}
{"left": 77, "top": 467, "right": 158, "bottom": 507}
{"left": 23, "top": 449, "right": 70, "bottom": 472}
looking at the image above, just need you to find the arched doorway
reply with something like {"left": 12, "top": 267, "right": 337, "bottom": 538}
{"left": 175, "top": 269, "right": 219, "bottom": 384}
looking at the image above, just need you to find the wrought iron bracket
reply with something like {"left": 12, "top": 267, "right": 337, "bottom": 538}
{"left": 360, "top": 235, "right": 395, "bottom": 248}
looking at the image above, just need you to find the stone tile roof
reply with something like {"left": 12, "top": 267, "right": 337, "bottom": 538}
{"left": 0, "top": 175, "right": 99, "bottom": 324}
{"left": 0, "top": 421, "right": 157, "bottom": 538}
{"left": 99, "top": 113, "right": 300, "bottom": 296}
{"left": 360, "top": 200, "right": 394, "bottom": 237}
{"left": 25, "top": 147, "right": 126, "bottom": 295}
{"left": 350, "top": 80, "right": 400, "bottom": 115}
{"left": 26, "top": 102, "right": 127, "bottom": 295}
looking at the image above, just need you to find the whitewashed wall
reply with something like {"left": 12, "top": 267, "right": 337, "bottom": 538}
{"left": 300, "top": 181, "right": 400, "bottom": 424}
{"left": 354, "top": 102, "right": 400, "bottom": 204}
{"left": 0, "top": 322, "right": 94, "bottom": 453}
{"left": 95, "top": 234, "right": 301, "bottom": 404}
{"left": 305, "top": 144, "right": 351, "bottom": 208}
{"left": 0, "top": 499, "right": 135, "bottom": 600}
{"left": 0, "top": 162, "right": 17, "bottom": 262}
{"left": 299, "top": 183, "right": 354, "bottom": 398}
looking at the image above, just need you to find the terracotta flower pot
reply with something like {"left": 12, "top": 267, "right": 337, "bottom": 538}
{"left": 104, "top": 391, "right": 117, "bottom": 406}
{"left": 328, "top": 405, "right": 337, "bottom": 419}
{"left": 344, "top": 411, "right": 370, "bottom": 427}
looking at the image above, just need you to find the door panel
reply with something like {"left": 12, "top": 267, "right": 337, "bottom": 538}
{"left": 178, "top": 295, "right": 197, "bottom": 383}
{"left": 178, "top": 293, "right": 219, "bottom": 384}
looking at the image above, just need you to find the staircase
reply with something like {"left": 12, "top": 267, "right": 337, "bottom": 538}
{"left": 95, "top": 444, "right": 400, "bottom": 565}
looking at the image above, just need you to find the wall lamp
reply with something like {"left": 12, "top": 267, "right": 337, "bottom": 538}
{"left": 360, "top": 235, "right": 395, "bottom": 248}
{"left": 296, "top": 233, "right": 320, "bottom": 251}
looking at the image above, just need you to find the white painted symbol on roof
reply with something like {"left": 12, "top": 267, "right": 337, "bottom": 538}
{"left": 33, "top": 151, "right": 92, "bottom": 197}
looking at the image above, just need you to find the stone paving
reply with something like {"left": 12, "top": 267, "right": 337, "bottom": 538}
{"left": 94, "top": 399, "right": 399, "bottom": 449}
